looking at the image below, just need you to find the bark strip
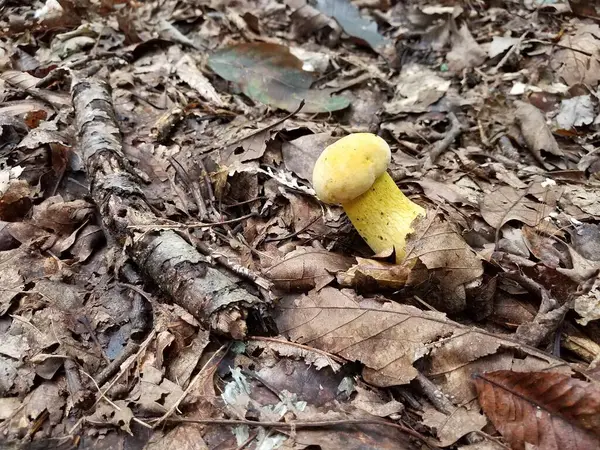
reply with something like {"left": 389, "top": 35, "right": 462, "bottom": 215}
{"left": 71, "top": 77, "right": 261, "bottom": 338}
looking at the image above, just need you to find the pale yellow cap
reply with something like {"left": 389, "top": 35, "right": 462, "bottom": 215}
{"left": 312, "top": 133, "right": 391, "bottom": 204}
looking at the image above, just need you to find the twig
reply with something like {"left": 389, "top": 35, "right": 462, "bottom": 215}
{"left": 489, "top": 30, "right": 529, "bottom": 74}
{"left": 127, "top": 212, "right": 256, "bottom": 230}
{"left": 157, "top": 417, "right": 437, "bottom": 447}
{"left": 421, "top": 113, "right": 462, "bottom": 168}
{"left": 80, "top": 369, "right": 152, "bottom": 429}
{"left": 192, "top": 239, "right": 273, "bottom": 291}
{"left": 94, "top": 340, "right": 140, "bottom": 387}
{"left": 226, "top": 100, "right": 305, "bottom": 148}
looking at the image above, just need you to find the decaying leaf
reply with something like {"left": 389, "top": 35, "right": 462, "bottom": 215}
{"left": 556, "top": 95, "right": 595, "bottom": 130}
{"left": 337, "top": 256, "right": 428, "bottom": 290}
{"left": 554, "top": 23, "right": 600, "bottom": 87}
{"left": 282, "top": 132, "right": 337, "bottom": 181}
{"left": 447, "top": 23, "right": 486, "bottom": 72}
{"left": 384, "top": 64, "right": 451, "bottom": 114}
{"left": 208, "top": 43, "right": 350, "bottom": 113}
{"left": 574, "top": 277, "right": 600, "bottom": 326}
{"left": 480, "top": 183, "right": 559, "bottom": 231}
{"left": 514, "top": 101, "right": 564, "bottom": 167}
{"left": 275, "top": 287, "right": 567, "bottom": 391}
{"left": 474, "top": 370, "right": 600, "bottom": 450}
{"left": 264, "top": 247, "right": 354, "bottom": 291}
{"left": 175, "top": 55, "right": 224, "bottom": 107}
{"left": 422, "top": 404, "right": 487, "bottom": 447}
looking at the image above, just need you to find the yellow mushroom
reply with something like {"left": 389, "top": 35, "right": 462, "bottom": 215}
{"left": 312, "top": 133, "right": 425, "bottom": 263}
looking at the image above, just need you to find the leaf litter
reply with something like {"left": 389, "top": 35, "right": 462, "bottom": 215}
{"left": 0, "top": 1, "right": 600, "bottom": 450}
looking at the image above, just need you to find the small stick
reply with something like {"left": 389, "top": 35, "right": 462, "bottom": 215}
{"left": 156, "top": 417, "right": 437, "bottom": 447}
{"left": 421, "top": 113, "right": 462, "bottom": 167}
{"left": 127, "top": 212, "right": 256, "bottom": 230}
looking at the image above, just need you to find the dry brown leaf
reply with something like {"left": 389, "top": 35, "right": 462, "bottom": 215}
{"left": 421, "top": 404, "right": 487, "bottom": 447}
{"left": 146, "top": 425, "right": 209, "bottom": 450}
{"left": 447, "top": 22, "right": 486, "bottom": 72}
{"left": 514, "top": 101, "right": 564, "bottom": 167}
{"left": 336, "top": 256, "right": 428, "bottom": 290}
{"left": 264, "top": 247, "right": 354, "bottom": 291}
{"left": 554, "top": 23, "right": 600, "bottom": 87}
{"left": 31, "top": 196, "right": 94, "bottom": 235}
{"left": 474, "top": 370, "right": 600, "bottom": 450}
{"left": 282, "top": 132, "right": 337, "bottom": 182}
{"left": 405, "top": 215, "right": 483, "bottom": 312}
{"left": 274, "top": 287, "right": 567, "bottom": 391}
{"left": 480, "top": 183, "right": 558, "bottom": 231}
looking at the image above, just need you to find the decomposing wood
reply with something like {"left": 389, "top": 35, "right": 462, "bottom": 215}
{"left": 71, "top": 76, "right": 263, "bottom": 338}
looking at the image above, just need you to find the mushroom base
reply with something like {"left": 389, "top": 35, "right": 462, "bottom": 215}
{"left": 342, "top": 172, "right": 425, "bottom": 263}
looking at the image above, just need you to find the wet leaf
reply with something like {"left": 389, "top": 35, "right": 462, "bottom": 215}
{"left": 474, "top": 370, "right": 600, "bottom": 450}
{"left": 208, "top": 43, "right": 350, "bottom": 113}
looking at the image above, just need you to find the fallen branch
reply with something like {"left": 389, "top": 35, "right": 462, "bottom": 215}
{"left": 71, "top": 76, "right": 263, "bottom": 338}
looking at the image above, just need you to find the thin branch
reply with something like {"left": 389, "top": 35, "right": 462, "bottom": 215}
{"left": 156, "top": 417, "right": 437, "bottom": 447}
{"left": 128, "top": 212, "right": 256, "bottom": 230}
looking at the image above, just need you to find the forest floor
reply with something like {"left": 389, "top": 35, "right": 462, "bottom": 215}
{"left": 1, "top": 0, "right": 600, "bottom": 449}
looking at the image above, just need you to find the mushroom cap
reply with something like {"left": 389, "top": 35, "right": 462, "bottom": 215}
{"left": 312, "top": 133, "right": 391, "bottom": 204}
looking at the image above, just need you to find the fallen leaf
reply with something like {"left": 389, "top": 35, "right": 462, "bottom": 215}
{"left": 264, "top": 247, "right": 354, "bottom": 291}
{"left": 31, "top": 196, "right": 94, "bottom": 234}
{"left": 351, "top": 384, "right": 404, "bottom": 418}
{"left": 554, "top": 24, "right": 600, "bottom": 87}
{"left": 0, "top": 249, "right": 25, "bottom": 315}
{"left": 570, "top": 223, "right": 600, "bottom": 261}
{"left": 406, "top": 215, "right": 484, "bottom": 313}
{"left": 336, "top": 256, "right": 428, "bottom": 290}
{"left": 146, "top": 425, "right": 209, "bottom": 450}
{"left": 514, "top": 101, "right": 564, "bottom": 166}
{"left": 312, "top": 0, "right": 389, "bottom": 50}
{"left": 480, "top": 183, "right": 558, "bottom": 231}
{"left": 86, "top": 401, "right": 135, "bottom": 435}
{"left": 286, "top": 0, "right": 340, "bottom": 41}
{"left": 175, "top": 55, "right": 224, "bottom": 107}
{"left": 488, "top": 36, "right": 521, "bottom": 58}
{"left": 447, "top": 22, "right": 486, "bottom": 72}
{"left": 384, "top": 64, "right": 451, "bottom": 114}
{"left": 474, "top": 370, "right": 600, "bottom": 450}
{"left": 282, "top": 132, "right": 337, "bottom": 181}
{"left": 422, "top": 404, "right": 487, "bottom": 447}
{"left": 563, "top": 185, "right": 600, "bottom": 216}
{"left": 556, "top": 95, "right": 595, "bottom": 129}
{"left": 208, "top": 43, "right": 350, "bottom": 113}
{"left": 275, "top": 287, "right": 567, "bottom": 391}
{"left": 574, "top": 277, "right": 600, "bottom": 326}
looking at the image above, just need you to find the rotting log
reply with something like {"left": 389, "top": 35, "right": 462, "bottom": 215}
{"left": 71, "top": 76, "right": 261, "bottom": 338}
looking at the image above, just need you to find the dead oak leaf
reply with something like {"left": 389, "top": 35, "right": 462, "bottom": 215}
{"left": 480, "top": 183, "right": 560, "bottom": 232}
{"left": 474, "top": 370, "right": 600, "bottom": 450}
{"left": 264, "top": 247, "right": 354, "bottom": 292}
{"left": 275, "top": 287, "right": 570, "bottom": 392}
{"left": 514, "top": 101, "right": 563, "bottom": 168}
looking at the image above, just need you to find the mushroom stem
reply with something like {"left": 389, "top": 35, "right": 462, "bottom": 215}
{"left": 342, "top": 172, "right": 424, "bottom": 262}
